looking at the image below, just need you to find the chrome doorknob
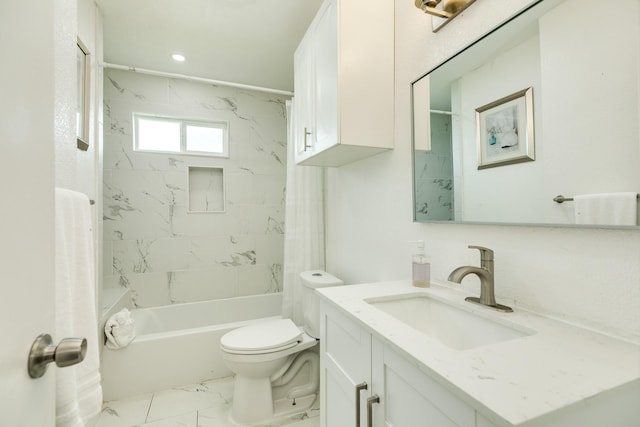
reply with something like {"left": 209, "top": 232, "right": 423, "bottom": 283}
{"left": 27, "top": 334, "right": 87, "bottom": 378}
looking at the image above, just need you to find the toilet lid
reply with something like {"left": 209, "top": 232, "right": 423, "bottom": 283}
{"left": 220, "top": 318, "right": 303, "bottom": 353}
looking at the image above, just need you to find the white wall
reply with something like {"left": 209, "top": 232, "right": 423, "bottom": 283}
{"left": 458, "top": 35, "right": 542, "bottom": 223}
{"left": 54, "top": 0, "right": 100, "bottom": 193}
{"left": 54, "top": 0, "right": 78, "bottom": 190}
{"left": 325, "top": 0, "right": 640, "bottom": 343}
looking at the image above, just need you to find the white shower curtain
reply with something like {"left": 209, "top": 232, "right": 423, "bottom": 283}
{"left": 281, "top": 100, "right": 325, "bottom": 325}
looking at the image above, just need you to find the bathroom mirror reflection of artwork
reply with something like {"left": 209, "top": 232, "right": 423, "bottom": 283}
{"left": 475, "top": 87, "right": 535, "bottom": 170}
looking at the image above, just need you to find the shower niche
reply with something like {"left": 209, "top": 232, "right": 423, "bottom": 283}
{"left": 188, "top": 166, "right": 225, "bottom": 213}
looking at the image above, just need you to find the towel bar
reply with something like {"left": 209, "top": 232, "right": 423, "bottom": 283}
{"left": 554, "top": 194, "right": 639, "bottom": 204}
{"left": 553, "top": 195, "right": 573, "bottom": 203}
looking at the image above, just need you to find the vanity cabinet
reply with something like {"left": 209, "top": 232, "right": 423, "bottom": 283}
{"left": 320, "top": 301, "right": 498, "bottom": 427}
{"left": 293, "top": 0, "right": 394, "bottom": 167}
{"left": 320, "top": 302, "right": 371, "bottom": 427}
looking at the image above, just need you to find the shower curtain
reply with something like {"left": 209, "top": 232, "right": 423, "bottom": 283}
{"left": 281, "top": 100, "right": 325, "bottom": 325}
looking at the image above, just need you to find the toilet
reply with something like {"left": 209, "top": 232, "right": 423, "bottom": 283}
{"left": 220, "top": 270, "right": 343, "bottom": 425}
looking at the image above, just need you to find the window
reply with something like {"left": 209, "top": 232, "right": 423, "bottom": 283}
{"left": 133, "top": 114, "right": 229, "bottom": 157}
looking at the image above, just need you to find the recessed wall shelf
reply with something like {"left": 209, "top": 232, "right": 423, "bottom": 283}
{"left": 188, "top": 166, "right": 225, "bottom": 213}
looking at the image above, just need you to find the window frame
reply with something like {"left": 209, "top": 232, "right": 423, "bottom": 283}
{"left": 133, "top": 113, "right": 229, "bottom": 158}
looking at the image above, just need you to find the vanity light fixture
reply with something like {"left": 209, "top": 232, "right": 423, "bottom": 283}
{"left": 171, "top": 53, "right": 186, "bottom": 62}
{"left": 415, "top": 0, "right": 475, "bottom": 20}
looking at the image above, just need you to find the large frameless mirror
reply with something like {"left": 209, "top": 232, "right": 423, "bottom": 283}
{"left": 411, "top": 0, "right": 640, "bottom": 228}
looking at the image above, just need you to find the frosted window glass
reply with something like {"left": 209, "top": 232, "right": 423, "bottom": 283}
{"left": 186, "top": 125, "right": 224, "bottom": 153}
{"left": 137, "top": 118, "right": 181, "bottom": 152}
{"left": 134, "top": 114, "right": 228, "bottom": 157}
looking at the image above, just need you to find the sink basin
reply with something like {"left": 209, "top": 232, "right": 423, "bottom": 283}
{"left": 365, "top": 294, "right": 534, "bottom": 350}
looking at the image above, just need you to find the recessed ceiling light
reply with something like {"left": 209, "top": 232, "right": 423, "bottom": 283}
{"left": 172, "top": 54, "right": 186, "bottom": 62}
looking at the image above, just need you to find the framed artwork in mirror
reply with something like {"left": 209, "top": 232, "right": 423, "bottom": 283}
{"left": 475, "top": 87, "right": 534, "bottom": 170}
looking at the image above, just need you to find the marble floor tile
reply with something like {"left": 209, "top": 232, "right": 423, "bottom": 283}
{"left": 96, "top": 376, "right": 319, "bottom": 427}
{"left": 136, "top": 412, "right": 197, "bottom": 427}
{"left": 96, "top": 393, "right": 153, "bottom": 427}
{"left": 146, "top": 379, "right": 233, "bottom": 422}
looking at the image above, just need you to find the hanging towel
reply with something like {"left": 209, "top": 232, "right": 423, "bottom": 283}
{"left": 104, "top": 308, "right": 136, "bottom": 349}
{"left": 574, "top": 192, "right": 638, "bottom": 226}
{"left": 55, "top": 188, "right": 102, "bottom": 427}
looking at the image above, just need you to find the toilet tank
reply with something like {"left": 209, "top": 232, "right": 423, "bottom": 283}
{"left": 300, "top": 270, "right": 344, "bottom": 339}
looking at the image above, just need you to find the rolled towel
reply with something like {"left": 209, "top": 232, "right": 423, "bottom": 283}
{"left": 104, "top": 308, "right": 136, "bottom": 349}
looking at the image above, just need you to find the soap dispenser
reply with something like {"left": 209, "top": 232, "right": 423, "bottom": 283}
{"left": 410, "top": 240, "right": 430, "bottom": 287}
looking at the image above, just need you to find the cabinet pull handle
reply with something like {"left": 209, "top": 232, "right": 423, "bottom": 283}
{"left": 304, "top": 127, "right": 312, "bottom": 151}
{"left": 355, "top": 382, "right": 368, "bottom": 427}
{"left": 367, "top": 395, "right": 380, "bottom": 427}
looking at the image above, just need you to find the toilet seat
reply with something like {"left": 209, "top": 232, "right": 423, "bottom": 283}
{"left": 220, "top": 318, "right": 303, "bottom": 355}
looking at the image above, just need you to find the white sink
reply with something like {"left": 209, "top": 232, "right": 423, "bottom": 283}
{"left": 365, "top": 294, "right": 534, "bottom": 350}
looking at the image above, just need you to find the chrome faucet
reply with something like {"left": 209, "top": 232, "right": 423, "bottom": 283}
{"left": 448, "top": 245, "right": 513, "bottom": 313}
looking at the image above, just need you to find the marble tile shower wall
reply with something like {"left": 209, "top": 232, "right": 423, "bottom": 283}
{"left": 103, "top": 69, "right": 288, "bottom": 308}
{"left": 414, "top": 113, "right": 454, "bottom": 221}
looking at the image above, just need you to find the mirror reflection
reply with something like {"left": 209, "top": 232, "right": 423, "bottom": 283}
{"left": 412, "top": 0, "right": 640, "bottom": 227}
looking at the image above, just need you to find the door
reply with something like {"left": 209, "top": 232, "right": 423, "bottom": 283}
{"left": 320, "top": 303, "right": 372, "bottom": 427}
{"left": 373, "top": 343, "right": 476, "bottom": 427}
{"left": 312, "top": 0, "right": 338, "bottom": 152}
{"left": 1, "top": 1, "right": 57, "bottom": 424}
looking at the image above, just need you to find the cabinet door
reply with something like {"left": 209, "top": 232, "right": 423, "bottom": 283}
{"left": 321, "top": 302, "right": 372, "bottom": 427}
{"left": 293, "top": 30, "right": 315, "bottom": 163}
{"left": 373, "top": 342, "right": 476, "bottom": 427}
{"left": 312, "top": 0, "right": 338, "bottom": 153}
{"left": 476, "top": 414, "right": 500, "bottom": 427}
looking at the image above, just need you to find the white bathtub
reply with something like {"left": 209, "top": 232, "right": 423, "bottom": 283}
{"left": 100, "top": 293, "right": 283, "bottom": 401}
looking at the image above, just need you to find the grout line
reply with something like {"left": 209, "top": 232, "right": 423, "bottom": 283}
{"left": 144, "top": 393, "right": 155, "bottom": 423}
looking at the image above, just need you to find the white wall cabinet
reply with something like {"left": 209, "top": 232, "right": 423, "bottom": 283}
{"left": 320, "top": 302, "right": 499, "bottom": 427}
{"left": 293, "top": 0, "right": 394, "bottom": 167}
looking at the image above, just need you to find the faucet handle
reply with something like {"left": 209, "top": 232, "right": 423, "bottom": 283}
{"left": 468, "top": 245, "right": 494, "bottom": 261}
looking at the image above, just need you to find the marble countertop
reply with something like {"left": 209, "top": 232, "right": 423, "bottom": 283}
{"left": 317, "top": 280, "right": 640, "bottom": 426}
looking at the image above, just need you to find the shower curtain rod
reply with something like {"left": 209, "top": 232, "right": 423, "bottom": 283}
{"left": 101, "top": 62, "right": 294, "bottom": 97}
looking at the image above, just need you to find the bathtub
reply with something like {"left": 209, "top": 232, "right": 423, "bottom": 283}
{"left": 100, "top": 293, "right": 283, "bottom": 401}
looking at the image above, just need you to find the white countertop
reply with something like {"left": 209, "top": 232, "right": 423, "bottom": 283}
{"left": 317, "top": 280, "right": 640, "bottom": 426}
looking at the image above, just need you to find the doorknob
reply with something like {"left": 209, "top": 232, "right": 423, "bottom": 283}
{"left": 27, "top": 333, "right": 87, "bottom": 379}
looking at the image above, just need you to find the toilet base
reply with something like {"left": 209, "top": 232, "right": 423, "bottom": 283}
{"left": 230, "top": 376, "right": 273, "bottom": 425}
{"left": 229, "top": 375, "right": 316, "bottom": 426}
{"left": 273, "top": 393, "right": 316, "bottom": 418}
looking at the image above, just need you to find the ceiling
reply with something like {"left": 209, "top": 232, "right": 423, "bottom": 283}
{"left": 96, "top": 0, "right": 324, "bottom": 92}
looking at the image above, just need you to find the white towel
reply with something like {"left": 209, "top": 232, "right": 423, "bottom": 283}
{"left": 574, "top": 192, "right": 638, "bottom": 226}
{"left": 55, "top": 188, "right": 102, "bottom": 427}
{"left": 104, "top": 308, "right": 136, "bottom": 349}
